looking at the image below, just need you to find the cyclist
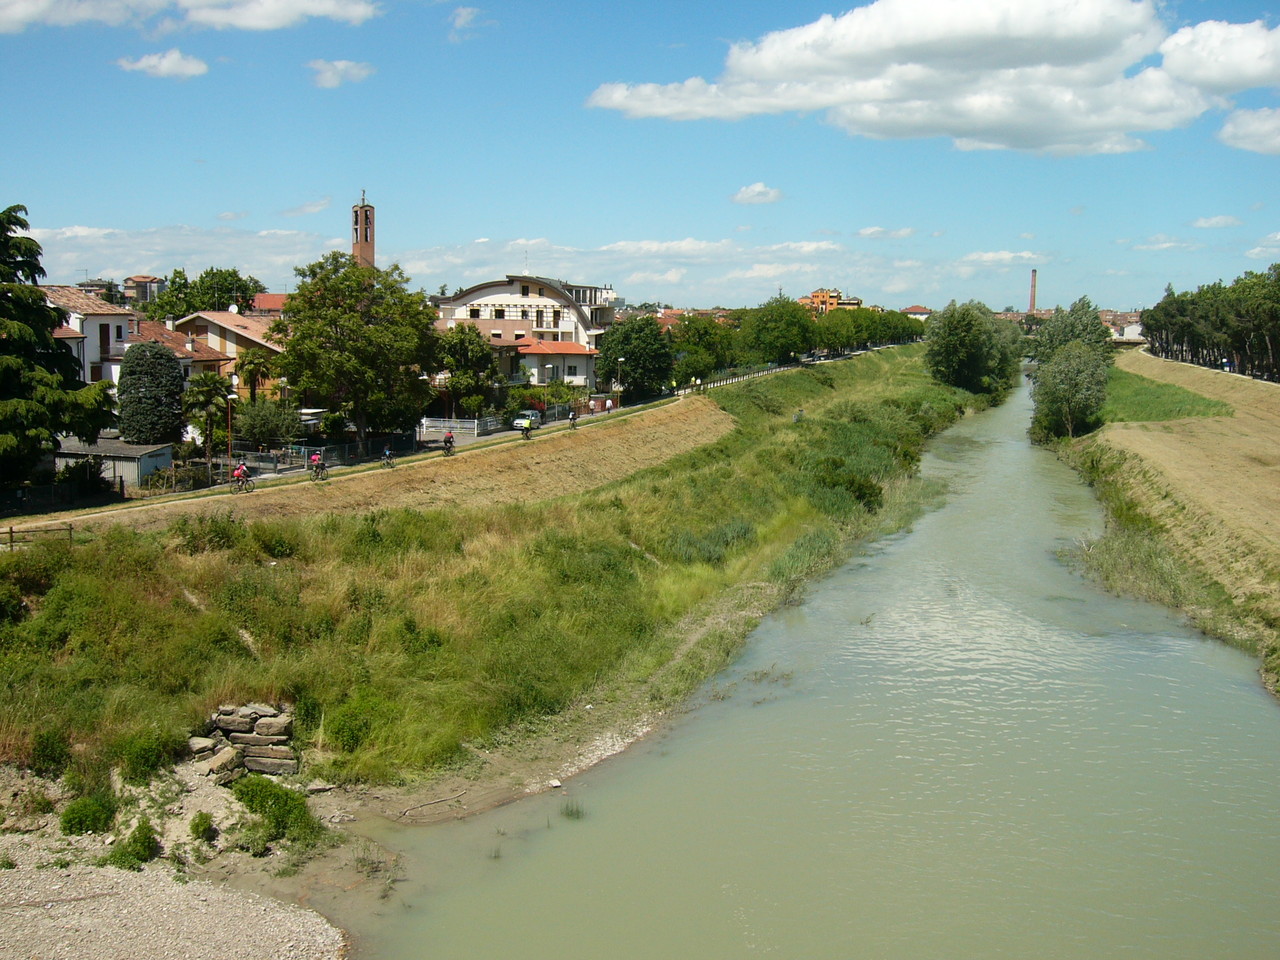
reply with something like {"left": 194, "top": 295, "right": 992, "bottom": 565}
{"left": 568, "top": 410, "right": 578, "bottom": 429}
{"left": 521, "top": 423, "right": 532, "bottom": 441}
{"left": 233, "top": 459, "right": 249, "bottom": 481}
{"left": 309, "top": 451, "right": 326, "bottom": 480}
{"left": 381, "top": 444, "right": 394, "bottom": 467}
{"left": 443, "top": 430, "right": 455, "bottom": 454}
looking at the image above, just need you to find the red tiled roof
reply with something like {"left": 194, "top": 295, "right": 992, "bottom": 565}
{"left": 901, "top": 305, "right": 932, "bottom": 314}
{"left": 43, "top": 285, "right": 135, "bottom": 317}
{"left": 251, "top": 293, "right": 288, "bottom": 312}
{"left": 130, "top": 321, "right": 228, "bottom": 362}
{"left": 178, "top": 311, "right": 278, "bottom": 351}
{"left": 517, "top": 340, "right": 598, "bottom": 356}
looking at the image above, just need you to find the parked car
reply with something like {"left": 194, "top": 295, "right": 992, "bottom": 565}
{"left": 511, "top": 409, "right": 542, "bottom": 430}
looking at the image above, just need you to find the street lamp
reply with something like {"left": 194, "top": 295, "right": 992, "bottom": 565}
{"left": 544, "top": 364, "right": 554, "bottom": 418}
{"left": 616, "top": 356, "right": 625, "bottom": 404}
{"left": 225, "top": 374, "right": 239, "bottom": 475}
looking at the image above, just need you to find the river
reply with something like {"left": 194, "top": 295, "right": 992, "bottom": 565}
{"left": 352, "top": 382, "right": 1280, "bottom": 959}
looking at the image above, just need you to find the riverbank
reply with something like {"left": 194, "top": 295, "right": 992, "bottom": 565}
{"left": 2, "top": 347, "right": 975, "bottom": 959}
{"left": 1065, "top": 348, "right": 1280, "bottom": 688}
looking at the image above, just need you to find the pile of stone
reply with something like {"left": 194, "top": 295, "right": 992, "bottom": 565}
{"left": 189, "top": 702, "right": 299, "bottom": 784}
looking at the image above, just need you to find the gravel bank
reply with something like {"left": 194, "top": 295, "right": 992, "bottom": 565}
{"left": 0, "top": 860, "right": 345, "bottom": 960}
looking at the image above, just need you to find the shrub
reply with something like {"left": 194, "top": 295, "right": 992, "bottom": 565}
{"left": 190, "top": 811, "right": 216, "bottom": 843}
{"left": 115, "top": 728, "right": 183, "bottom": 785}
{"left": 0, "top": 854, "right": 15, "bottom": 869}
{"left": 171, "top": 510, "right": 246, "bottom": 554}
{"left": 101, "top": 817, "right": 160, "bottom": 871}
{"left": 60, "top": 794, "right": 116, "bottom": 835}
{"left": 232, "top": 775, "right": 324, "bottom": 848}
{"left": 30, "top": 729, "right": 71, "bottom": 779}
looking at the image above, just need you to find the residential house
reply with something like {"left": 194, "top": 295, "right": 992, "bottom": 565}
{"left": 800, "top": 289, "right": 864, "bottom": 314}
{"left": 248, "top": 293, "right": 288, "bottom": 319}
{"left": 435, "top": 275, "right": 616, "bottom": 351}
{"left": 517, "top": 339, "right": 597, "bottom": 388}
{"left": 123, "top": 275, "right": 166, "bottom": 305}
{"left": 44, "top": 285, "right": 142, "bottom": 384}
{"left": 174, "top": 310, "right": 282, "bottom": 396}
{"left": 901, "top": 305, "right": 933, "bottom": 321}
{"left": 46, "top": 285, "right": 228, "bottom": 386}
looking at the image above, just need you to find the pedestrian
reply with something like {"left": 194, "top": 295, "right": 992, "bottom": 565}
{"left": 588, "top": 398, "right": 596, "bottom": 416}
{"left": 605, "top": 397, "right": 613, "bottom": 414}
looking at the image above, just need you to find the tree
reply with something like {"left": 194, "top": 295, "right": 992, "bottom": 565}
{"left": 144, "top": 266, "right": 266, "bottom": 321}
{"left": 1030, "top": 340, "right": 1110, "bottom": 440}
{"left": 923, "top": 300, "right": 1022, "bottom": 395}
{"left": 1030, "top": 296, "right": 1113, "bottom": 365}
{"left": 268, "top": 252, "right": 439, "bottom": 441}
{"left": 183, "top": 371, "right": 233, "bottom": 483}
{"left": 595, "top": 315, "right": 675, "bottom": 401}
{"left": 671, "top": 313, "right": 733, "bottom": 384}
{"left": 234, "top": 347, "right": 274, "bottom": 404}
{"left": 0, "top": 204, "right": 115, "bottom": 486}
{"left": 234, "top": 398, "right": 302, "bottom": 450}
{"left": 439, "top": 322, "right": 502, "bottom": 416}
{"left": 738, "top": 295, "right": 814, "bottom": 365}
{"left": 117, "top": 342, "right": 184, "bottom": 444}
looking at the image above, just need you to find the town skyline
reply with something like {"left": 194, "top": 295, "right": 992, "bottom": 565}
{"left": 6, "top": 0, "right": 1279, "bottom": 312}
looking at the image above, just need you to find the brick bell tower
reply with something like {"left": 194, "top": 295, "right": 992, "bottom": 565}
{"left": 352, "top": 191, "right": 375, "bottom": 268}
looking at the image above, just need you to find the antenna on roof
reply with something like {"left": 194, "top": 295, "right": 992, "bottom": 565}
{"left": 524, "top": 249, "right": 529, "bottom": 275}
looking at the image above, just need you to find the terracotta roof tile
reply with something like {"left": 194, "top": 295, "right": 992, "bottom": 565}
{"left": 43, "top": 285, "right": 136, "bottom": 317}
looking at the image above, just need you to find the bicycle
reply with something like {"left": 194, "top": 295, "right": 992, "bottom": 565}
{"left": 380, "top": 451, "right": 396, "bottom": 468}
{"left": 231, "top": 476, "right": 255, "bottom": 494}
{"left": 442, "top": 438, "right": 455, "bottom": 457}
{"left": 309, "top": 462, "right": 329, "bottom": 481}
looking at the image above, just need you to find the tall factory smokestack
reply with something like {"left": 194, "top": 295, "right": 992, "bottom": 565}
{"left": 1028, "top": 269, "right": 1038, "bottom": 314}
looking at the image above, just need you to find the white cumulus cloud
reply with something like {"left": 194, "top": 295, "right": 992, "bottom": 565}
{"left": 1246, "top": 232, "right": 1280, "bottom": 260}
{"left": 308, "top": 58, "right": 374, "bottom": 88}
{"left": 116, "top": 48, "right": 208, "bottom": 78}
{"left": 732, "top": 182, "right": 782, "bottom": 204}
{"left": 960, "top": 250, "right": 1039, "bottom": 264}
{"left": 1218, "top": 108, "right": 1280, "bottom": 155}
{"left": 588, "top": 0, "right": 1280, "bottom": 155}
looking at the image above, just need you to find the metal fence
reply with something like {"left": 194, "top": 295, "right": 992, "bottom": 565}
{"left": 0, "top": 481, "right": 124, "bottom": 517}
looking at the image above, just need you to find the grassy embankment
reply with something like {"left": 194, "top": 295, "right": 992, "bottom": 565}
{"left": 0, "top": 345, "right": 982, "bottom": 790}
{"left": 1062, "top": 364, "right": 1280, "bottom": 665}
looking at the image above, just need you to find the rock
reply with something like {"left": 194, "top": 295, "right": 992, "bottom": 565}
{"left": 188, "top": 736, "right": 216, "bottom": 755}
{"left": 217, "top": 704, "right": 237, "bottom": 715}
{"left": 228, "top": 733, "right": 289, "bottom": 747}
{"left": 206, "top": 747, "right": 242, "bottom": 774}
{"left": 213, "top": 767, "right": 246, "bottom": 786}
{"left": 306, "top": 780, "right": 335, "bottom": 794}
{"left": 214, "top": 715, "right": 254, "bottom": 733}
{"left": 254, "top": 715, "right": 293, "bottom": 738}
{"left": 243, "top": 757, "right": 299, "bottom": 776}
{"left": 239, "top": 702, "right": 279, "bottom": 719}
{"left": 243, "top": 745, "right": 295, "bottom": 760}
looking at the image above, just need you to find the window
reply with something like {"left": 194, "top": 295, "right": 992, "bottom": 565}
{"left": 538, "top": 287, "right": 544, "bottom": 297}
{"left": 115, "top": 324, "right": 124, "bottom": 341}
{"left": 521, "top": 309, "right": 529, "bottom": 320}
{"left": 521, "top": 285, "right": 530, "bottom": 297}
{"left": 552, "top": 310, "right": 561, "bottom": 323}
{"left": 568, "top": 364, "right": 578, "bottom": 377}
{"left": 494, "top": 308, "right": 505, "bottom": 320}
{"left": 536, "top": 309, "right": 543, "bottom": 322}
{"left": 470, "top": 308, "right": 481, "bottom": 319}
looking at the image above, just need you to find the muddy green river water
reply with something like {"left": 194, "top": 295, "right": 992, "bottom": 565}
{"left": 352, "top": 383, "right": 1280, "bottom": 959}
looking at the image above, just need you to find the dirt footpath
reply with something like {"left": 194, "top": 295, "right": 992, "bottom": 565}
{"left": 18, "top": 397, "right": 737, "bottom": 535}
{"left": 1101, "top": 350, "right": 1280, "bottom": 625}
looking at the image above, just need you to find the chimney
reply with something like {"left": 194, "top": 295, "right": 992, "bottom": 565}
{"left": 186, "top": 336, "right": 196, "bottom": 352}
{"left": 1028, "top": 269, "right": 1038, "bottom": 314}
{"left": 165, "top": 314, "right": 175, "bottom": 331}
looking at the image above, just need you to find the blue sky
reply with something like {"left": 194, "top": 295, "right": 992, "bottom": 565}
{"left": 5, "top": 0, "right": 1279, "bottom": 311}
